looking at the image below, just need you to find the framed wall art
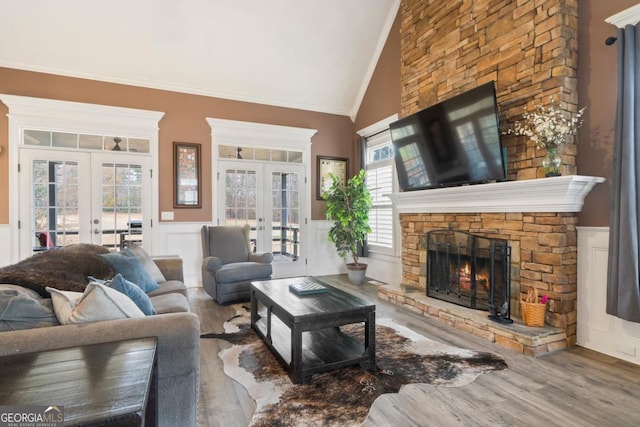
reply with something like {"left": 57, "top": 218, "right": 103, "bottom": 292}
{"left": 174, "top": 142, "right": 201, "bottom": 208}
{"left": 317, "top": 156, "right": 349, "bottom": 200}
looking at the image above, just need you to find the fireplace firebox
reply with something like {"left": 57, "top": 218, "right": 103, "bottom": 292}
{"left": 426, "top": 230, "right": 512, "bottom": 324}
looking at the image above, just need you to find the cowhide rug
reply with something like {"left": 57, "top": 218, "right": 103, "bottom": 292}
{"left": 201, "top": 306, "right": 507, "bottom": 427}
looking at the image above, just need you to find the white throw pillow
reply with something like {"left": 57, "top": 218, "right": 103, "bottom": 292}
{"left": 46, "top": 283, "right": 145, "bottom": 325}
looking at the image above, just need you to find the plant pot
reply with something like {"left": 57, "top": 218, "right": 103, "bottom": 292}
{"left": 346, "top": 263, "right": 367, "bottom": 285}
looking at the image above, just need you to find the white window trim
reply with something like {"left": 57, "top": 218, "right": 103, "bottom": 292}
{"left": 0, "top": 94, "right": 164, "bottom": 264}
{"left": 357, "top": 114, "right": 400, "bottom": 257}
{"left": 205, "top": 118, "right": 317, "bottom": 227}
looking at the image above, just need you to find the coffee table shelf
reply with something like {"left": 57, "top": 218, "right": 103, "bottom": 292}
{"left": 250, "top": 277, "right": 376, "bottom": 384}
{"left": 254, "top": 315, "right": 367, "bottom": 369}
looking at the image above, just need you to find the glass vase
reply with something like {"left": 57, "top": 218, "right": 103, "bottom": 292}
{"left": 542, "top": 147, "right": 562, "bottom": 177}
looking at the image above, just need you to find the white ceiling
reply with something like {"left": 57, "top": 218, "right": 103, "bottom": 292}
{"left": 0, "top": 0, "right": 400, "bottom": 119}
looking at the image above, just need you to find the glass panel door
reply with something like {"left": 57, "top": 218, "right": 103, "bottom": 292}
{"left": 219, "top": 161, "right": 307, "bottom": 277}
{"left": 19, "top": 149, "right": 151, "bottom": 258}
{"left": 270, "top": 168, "right": 301, "bottom": 262}
{"left": 20, "top": 150, "right": 91, "bottom": 257}
{"left": 223, "top": 168, "right": 260, "bottom": 252}
{"left": 98, "top": 160, "right": 146, "bottom": 250}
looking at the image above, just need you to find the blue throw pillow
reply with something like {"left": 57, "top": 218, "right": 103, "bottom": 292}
{"left": 101, "top": 253, "right": 160, "bottom": 293}
{"left": 104, "top": 274, "right": 156, "bottom": 316}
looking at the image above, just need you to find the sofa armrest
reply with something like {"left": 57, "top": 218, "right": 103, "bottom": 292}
{"left": 203, "top": 256, "right": 222, "bottom": 272}
{"left": 0, "top": 313, "right": 200, "bottom": 427}
{"left": 153, "top": 257, "right": 184, "bottom": 282}
{"left": 250, "top": 252, "right": 273, "bottom": 264}
{"left": 0, "top": 313, "right": 199, "bottom": 375}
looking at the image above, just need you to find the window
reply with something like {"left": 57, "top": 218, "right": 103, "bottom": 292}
{"left": 365, "top": 130, "right": 396, "bottom": 251}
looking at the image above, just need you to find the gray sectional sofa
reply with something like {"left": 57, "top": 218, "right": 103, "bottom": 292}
{"left": 0, "top": 245, "right": 200, "bottom": 427}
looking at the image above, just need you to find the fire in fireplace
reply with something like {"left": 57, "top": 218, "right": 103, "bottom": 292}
{"left": 426, "top": 229, "right": 512, "bottom": 324}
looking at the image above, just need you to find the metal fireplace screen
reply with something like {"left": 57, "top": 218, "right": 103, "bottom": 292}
{"left": 426, "top": 229, "right": 512, "bottom": 324}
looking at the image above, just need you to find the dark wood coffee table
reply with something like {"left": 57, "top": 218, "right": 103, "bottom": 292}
{"left": 0, "top": 337, "right": 157, "bottom": 426}
{"left": 250, "top": 277, "right": 376, "bottom": 384}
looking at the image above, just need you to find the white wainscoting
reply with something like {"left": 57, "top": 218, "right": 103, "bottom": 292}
{"left": 156, "top": 220, "right": 349, "bottom": 288}
{"left": 307, "top": 220, "right": 348, "bottom": 277}
{"left": 308, "top": 221, "right": 402, "bottom": 285}
{"left": 0, "top": 225, "right": 12, "bottom": 268}
{"left": 155, "top": 222, "right": 204, "bottom": 287}
{"left": 577, "top": 226, "right": 640, "bottom": 365}
{"left": 366, "top": 250, "right": 402, "bottom": 285}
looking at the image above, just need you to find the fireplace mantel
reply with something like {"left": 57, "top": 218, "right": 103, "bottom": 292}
{"left": 387, "top": 175, "right": 605, "bottom": 213}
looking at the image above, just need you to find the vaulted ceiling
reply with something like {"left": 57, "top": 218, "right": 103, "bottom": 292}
{"left": 0, "top": 0, "right": 400, "bottom": 119}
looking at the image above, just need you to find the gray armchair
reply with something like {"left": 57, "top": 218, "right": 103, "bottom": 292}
{"left": 201, "top": 224, "right": 273, "bottom": 304}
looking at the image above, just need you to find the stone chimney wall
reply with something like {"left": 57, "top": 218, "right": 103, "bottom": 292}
{"left": 401, "top": 0, "right": 579, "bottom": 179}
{"left": 398, "top": 0, "right": 580, "bottom": 344}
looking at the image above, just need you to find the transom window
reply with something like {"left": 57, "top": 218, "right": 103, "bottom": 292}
{"left": 23, "top": 129, "right": 150, "bottom": 153}
{"left": 218, "top": 145, "right": 303, "bottom": 163}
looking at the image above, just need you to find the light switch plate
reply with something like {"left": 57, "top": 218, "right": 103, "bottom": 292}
{"left": 161, "top": 211, "right": 174, "bottom": 221}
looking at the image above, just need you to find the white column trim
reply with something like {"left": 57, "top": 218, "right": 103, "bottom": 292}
{"left": 205, "top": 118, "right": 316, "bottom": 225}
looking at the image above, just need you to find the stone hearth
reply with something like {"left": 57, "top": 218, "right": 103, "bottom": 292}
{"left": 378, "top": 283, "right": 567, "bottom": 356}
{"left": 383, "top": 175, "right": 603, "bottom": 355}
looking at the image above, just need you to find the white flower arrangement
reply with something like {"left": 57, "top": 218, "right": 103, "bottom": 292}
{"left": 504, "top": 97, "right": 586, "bottom": 151}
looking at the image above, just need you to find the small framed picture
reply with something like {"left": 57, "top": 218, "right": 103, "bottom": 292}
{"left": 174, "top": 142, "right": 201, "bottom": 208}
{"left": 317, "top": 156, "right": 349, "bottom": 200}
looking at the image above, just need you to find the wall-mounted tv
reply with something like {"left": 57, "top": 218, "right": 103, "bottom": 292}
{"left": 390, "top": 81, "right": 506, "bottom": 191}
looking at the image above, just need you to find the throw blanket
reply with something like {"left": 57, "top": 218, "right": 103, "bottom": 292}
{"left": 0, "top": 244, "right": 114, "bottom": 297}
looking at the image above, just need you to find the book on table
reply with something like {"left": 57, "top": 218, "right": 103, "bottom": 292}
{"left": 288, "top": 279, "right": 328, "bottom": 295}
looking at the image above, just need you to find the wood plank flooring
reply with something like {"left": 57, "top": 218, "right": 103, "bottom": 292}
{"left": 190, "top": 275, "right": 640, "bottom": 427}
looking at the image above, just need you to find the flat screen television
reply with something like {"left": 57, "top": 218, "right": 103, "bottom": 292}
{"left": 390, "top": 81, "right": 506, "bottom": 191}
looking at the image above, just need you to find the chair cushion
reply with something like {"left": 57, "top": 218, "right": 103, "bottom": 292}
{"left": 149, "top": 293, "right": 190, "bottom": 314}
{"left": 215, "top": 262, "right": 272, "bottom": 284}
{"left": 147, "top": 280, "right": 188, "bottom": 298}
{"left": 207, "top": 225, "right": 251, "bottom": 265}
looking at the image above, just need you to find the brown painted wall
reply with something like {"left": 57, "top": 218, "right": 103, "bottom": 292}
{"left": 0, "top": 67, "right": 354, "bottom": 223}
{"left": 577, "top": 0, "right": 638, "bottom": 226}
{"left": 353, "top": 12, "right": 402, "bottom": 133}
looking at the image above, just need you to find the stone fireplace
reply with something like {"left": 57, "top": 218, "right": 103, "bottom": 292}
{"left": 381, "top": 0, "right": 604, "bottom": 355}
{"left": 379, "top": 175, "right": 603, "bottom": 355}
{"left": 426, "top": 229, "right": 512, "bottom": 323}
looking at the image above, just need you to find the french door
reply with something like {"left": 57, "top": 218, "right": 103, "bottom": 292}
{"left": 218, "top": 160, "right": 307, "bottom": 278}
{"left": 19, "top": 148, "right": 151, "bottom": 259}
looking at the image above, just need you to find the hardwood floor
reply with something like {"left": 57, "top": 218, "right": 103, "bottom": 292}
{"left": 189, "top": 275, "right": 640, "bottom": 427}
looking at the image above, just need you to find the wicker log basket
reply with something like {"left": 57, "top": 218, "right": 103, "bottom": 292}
{"left": 521, "top": 287, "right": 546, "bottom": 327}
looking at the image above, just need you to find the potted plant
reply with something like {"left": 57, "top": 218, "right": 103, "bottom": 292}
{"left": 323, "top": 169, "right": 372, "bottom": 284}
